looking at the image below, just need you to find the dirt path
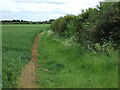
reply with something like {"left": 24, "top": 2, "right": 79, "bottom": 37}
{"left": 18, "top": 33, "right": 40, "bottom": 88}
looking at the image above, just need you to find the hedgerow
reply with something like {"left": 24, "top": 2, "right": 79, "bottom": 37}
{"left": 51, "top": 2, "right": 120, "bottom": 50}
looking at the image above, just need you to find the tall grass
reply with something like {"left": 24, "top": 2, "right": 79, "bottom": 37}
{"left": 36, "top": 30, "right": 118, "bottom": 88}
{"left": 2, "top": 24, "right": 50, "bottom": 88}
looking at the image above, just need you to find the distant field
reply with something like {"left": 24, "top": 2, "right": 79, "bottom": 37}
{"left": 2, "top": 24, "right": 50, "bottom": 88}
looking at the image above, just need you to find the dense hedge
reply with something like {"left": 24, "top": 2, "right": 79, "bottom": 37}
{"left": 51, "top": 2, "right": 120, "bottom": 49}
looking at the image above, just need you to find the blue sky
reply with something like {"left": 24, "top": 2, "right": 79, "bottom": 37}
{"left": 0, "top": 0, "right": 105, "bottom": 21}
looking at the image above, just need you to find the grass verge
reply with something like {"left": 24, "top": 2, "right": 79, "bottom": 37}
{"left": 36, "top": 30, "right": 118, "bottom": 88}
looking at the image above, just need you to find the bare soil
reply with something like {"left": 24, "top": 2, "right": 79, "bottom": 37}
{"left": 18, "top": 33, "right": 40, "bottom": 88}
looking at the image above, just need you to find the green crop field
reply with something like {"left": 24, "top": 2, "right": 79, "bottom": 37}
{"left": 2, "top": 24, "right": 50, "bottom": 88}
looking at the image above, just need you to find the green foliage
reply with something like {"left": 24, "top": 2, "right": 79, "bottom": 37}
{"left": 51, "top": 15, "right": 77, "bottom": 37}
{"left": 88, "top": 2, "right": 120, "bottom": 45}
{"left": 2, "top": 24, "right": 50, "bottom": 88}
{"left": 51, "top": 2, "right": 120, "bottom": 49}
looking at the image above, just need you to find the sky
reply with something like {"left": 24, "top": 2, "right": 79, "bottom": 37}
{"left": 0, "top": 0, "right": 105, "bottom": 21}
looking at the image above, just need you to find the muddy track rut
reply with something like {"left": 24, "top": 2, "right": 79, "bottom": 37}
{"left": 18, "top": 33, "right": 40, "bottom": 88}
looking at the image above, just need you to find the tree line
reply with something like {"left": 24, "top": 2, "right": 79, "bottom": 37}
{"left": 1, "top": 19, "right": 54, "bottom": 24}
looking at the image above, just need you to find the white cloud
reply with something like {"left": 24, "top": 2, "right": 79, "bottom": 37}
{"left": 0, "top": 0, "right": 104, "bottom": 21}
